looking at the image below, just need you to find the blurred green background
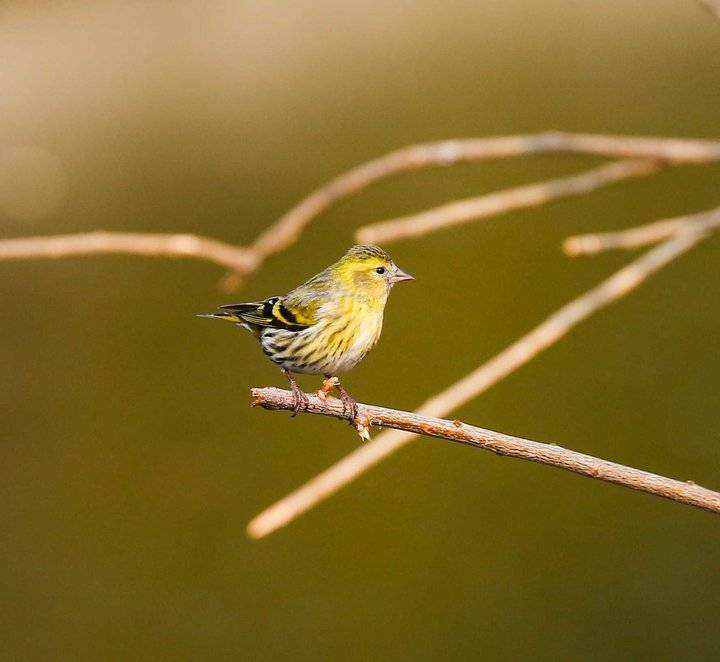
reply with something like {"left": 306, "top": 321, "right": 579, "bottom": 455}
{"left": 2, "top": 1, "right": 719, "bottom": 660}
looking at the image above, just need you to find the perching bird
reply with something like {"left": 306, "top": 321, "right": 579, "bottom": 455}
{"left": 199, "top": 244, "right": 414, "bottom": 419}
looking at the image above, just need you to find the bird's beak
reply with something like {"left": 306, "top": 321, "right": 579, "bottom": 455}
{"left": 389, "top": 267, "right": 415, "bottom": 284}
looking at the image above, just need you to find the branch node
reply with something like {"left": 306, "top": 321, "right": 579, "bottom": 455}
{"left": 355, "top": 414, "right": 372, "bottom": 441}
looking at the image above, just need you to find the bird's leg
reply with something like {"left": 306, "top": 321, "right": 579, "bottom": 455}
{"left": 281, "top": 368, "right": 308, "bottom": 416}
{"left": 317, "top": 375, "right": 339, "bottom": 401}
{"left": 317, "top": 374, "right": 357, "bottom": 419}
{"left": 335, "top": 381, "right": 359, "bottom": 422}
{"left": 317, "top": 375, "right": 370, "bottom": 441}
{"left": 335, "top": 380, "right": 370, "bottom": 440}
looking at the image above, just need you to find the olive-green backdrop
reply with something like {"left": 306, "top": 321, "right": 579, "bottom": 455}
{"left": 2, "top": 1, "right": 719, "bottom": 660}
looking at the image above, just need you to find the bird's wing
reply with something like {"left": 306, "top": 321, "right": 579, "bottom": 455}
{"left": 219, "top": 296, "right": 316, "bottom": 330}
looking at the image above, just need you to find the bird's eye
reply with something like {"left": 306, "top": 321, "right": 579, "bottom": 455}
{"left": 375, "top": 267, "right": 385, "bottom": 275}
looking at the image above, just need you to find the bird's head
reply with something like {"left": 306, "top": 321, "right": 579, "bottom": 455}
{"left": 334, "top": 244, "right": 414, "bottom": 299}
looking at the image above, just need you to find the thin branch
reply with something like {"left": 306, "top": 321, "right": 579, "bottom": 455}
{"left": 355, "top": 159, "right": 662, "bottom": 244}
{"left": 2, "top": 134, "right": 719, "bottom": 290}
{"left": 564, "top": 206, "right": 720, "bottom": 255}
{"left": 250, "top": 387, "right": 720, "bottom": 527}
{"left": 2, "top": 133, "right": 717, "bottom": 535}
{"left": 247, "top": 230, "right": 708, "bottom": 539}
{"left": 0, "top": 231, "right": 258, "bottom": 274}
{"left": 251, "top": 133, "right": 720, "bottom": 263}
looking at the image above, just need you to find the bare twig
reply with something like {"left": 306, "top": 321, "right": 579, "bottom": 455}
{"left": 253, "top": 132, "right": 720, "bottom": 263}
{"left": 0, "top": 231, "right": 257, "bottom": 274}
{"left": 247, "top": 230, "right": 708, "bottom": 538}
{"left": 3, "top": 133, "right": 716, "bottom": 534}
{"left": 251, "top": 387, "right": 720, "bottom": 522}
{"left": 2, "top": 134, "right": 719, "bottom": 290}
{"left": 356, "top": 159, "right": 662, "bottom": 244}
{"left": 564, "top": 206, "right": 720, "bottom": 255}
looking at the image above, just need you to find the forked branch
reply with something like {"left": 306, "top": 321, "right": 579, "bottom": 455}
{"left": 2, "top": 130, "right": 719, "bottom": 539}
{"left": 256, "top": 132, "right": 720, "bottom": 259}
{"left": 251, "top": 387, "right": 720, "bottom": 532}
{"left": 2, "top": 133, "right": 720, "bottom": 290}
{"left": 247, "top": 229, "right": 711, "bottom": 538}
{"left": 355, "top": 159, "right": 662, "bottom": 244}
{"left": 564, "top": 206, "right": 720, "bottom": 255}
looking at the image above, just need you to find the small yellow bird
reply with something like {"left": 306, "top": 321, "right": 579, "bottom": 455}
{"left": 199, "top": 245, "right": 414, "bottom": 418}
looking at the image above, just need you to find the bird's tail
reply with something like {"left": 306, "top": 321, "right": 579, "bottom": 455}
{"left": 197, "top": 302, "right": 267, "bottom": 326}
{"left": 196, "top": 311, "right": 242, "bottom": 323}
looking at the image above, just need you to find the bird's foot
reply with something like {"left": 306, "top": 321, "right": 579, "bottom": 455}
{"left": 337, "top": 386, "right": 370, "bottom": 441}
{"left": 289, "top": 381, "right": 309, "bottom": 417}
{"left": 282, "top": 369, "right": 308, "bottom": 417}
{"left": 316, "top": 376, "right": 369, "bottom": 440}
{"left": 337, "top": 385, "right": 359, "bottom": 423}
{"left": 317, "top": 376, "right": 339, "bottom": 401}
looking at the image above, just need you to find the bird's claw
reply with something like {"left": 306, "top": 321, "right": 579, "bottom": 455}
{"left": 289, "top": 383, "right": 309, "bottom": 417}
{"left": 318, "top": 376, "right": 357, "bottom": 420}
{"left": 315, "top": 376, "right": 370, "bottom": 440}
{"left": 338, "top": 386, "right": 359, "bottom": 423}
{"left": 282, "top": 368, "right": 309, "bottom": 417}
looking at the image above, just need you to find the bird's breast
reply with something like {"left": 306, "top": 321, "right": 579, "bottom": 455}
{"left": 259, "top": 296, "right": 385, "bottom": 375}
{"left": 324, "top": 304, "right": 384, "bottom": 373}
